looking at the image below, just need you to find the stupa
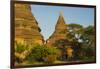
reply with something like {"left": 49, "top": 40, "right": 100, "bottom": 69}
{"left": 46, "top": 12, "right": 68, "bottom": 46}
{"left": 14, "top": 3, "right": 44, "bottom": 46}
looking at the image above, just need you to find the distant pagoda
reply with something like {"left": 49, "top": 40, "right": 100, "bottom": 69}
{"left": 15, "top": 3, "right": 44, "bottom": 46}
{"left": 46, "top": 12, "right": 68, "bottom": 46}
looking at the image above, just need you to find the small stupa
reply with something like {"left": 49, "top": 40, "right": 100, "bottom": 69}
{"left": 46, "top": 12, "right": 68, "bottom": 46}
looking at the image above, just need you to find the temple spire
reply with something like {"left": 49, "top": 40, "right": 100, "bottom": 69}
{"left": 60, "top": 11, "right": 63, "bottom": 17}
{"left": 46, "top": 11, "right": 68, "bottom": 46}
{"left": 55, "top": 11, "right": 66, "bottom": 30}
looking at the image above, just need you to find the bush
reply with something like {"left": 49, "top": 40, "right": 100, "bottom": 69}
{"left": 28, "top": 45, "right": 47, "bottom": 61}
{"left": 27, "top": 45, "right": 60, "bottom": 63}
{"left": 15, "top": 42, "right": 30, "bottom": 63}
{"left": 15, "top": 42, "right": 29, "bottom": 53}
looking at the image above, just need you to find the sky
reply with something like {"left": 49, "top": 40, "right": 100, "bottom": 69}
{"left": 31, "top": 4, "right": 94, "bottom": 40}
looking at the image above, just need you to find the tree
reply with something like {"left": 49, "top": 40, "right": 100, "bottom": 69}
{"left": 67, "top": 23, "right": 84, "bottom": 60}
{"left": 67, "top": 24, "right": 95, "bottom": 61}
{"left": 67, "top": 23, "right": 84, "bottom": 40}
{"left": 80, "top": 25, "right": 95, "bottom": 57}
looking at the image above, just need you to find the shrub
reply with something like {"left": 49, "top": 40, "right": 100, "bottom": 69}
{"left": 27, "top": 45, "right": 60, "bottom": 63}
{"left": 15, "top": 42, "right": 28, "bottom": 53}
{"left": 28, "top": 45, "right": 47, "bottom": 61}
{"left": 15, "top": 42, "right": 30, "bottom": 63}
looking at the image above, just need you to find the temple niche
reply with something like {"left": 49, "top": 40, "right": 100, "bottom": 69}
{"left": 14, "top": 3, "right": 44, "bottom": 46}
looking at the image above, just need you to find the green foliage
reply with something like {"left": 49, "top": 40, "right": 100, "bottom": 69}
{"left": 15, "top": 42, "right": 30, "bottom": 63}
{"left": 67, "top": 23, "right": 83, "bottom": 29}
{"left": 67, "top": 24, "right": 84, "bottom": 43}
{"left": 84, "top": 25, "right": 94, "bottom": 35}
{"left": 15, "top": 42, "right": 29, "bottom": 53}
{"left": 81, "top": 25, "right": 95, "bottom": 56}
{"left": 28, "top": 45, "right": 47, "bottom": 61}
{"left": 27, "top": 45, "right": 60, "bottom": 63}
{"left": 66, "top": 24, "right": 95, "bottom": 61}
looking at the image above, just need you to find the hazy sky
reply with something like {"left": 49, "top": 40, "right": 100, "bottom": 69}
{"left": 31, "top": 5, "right": 94, "bottom": 40}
